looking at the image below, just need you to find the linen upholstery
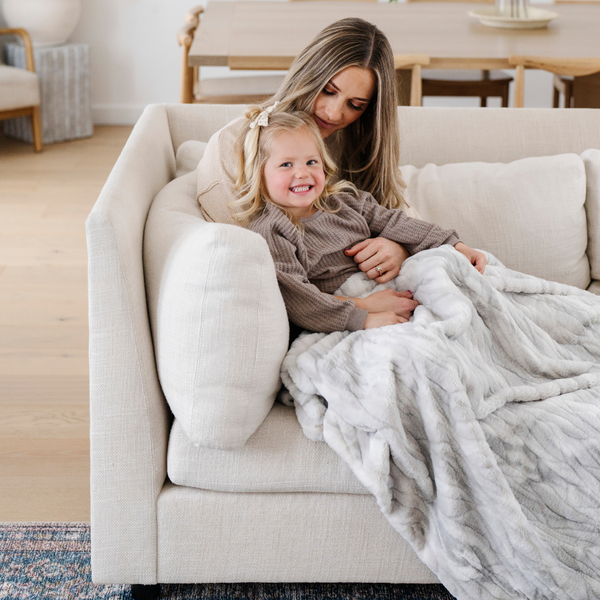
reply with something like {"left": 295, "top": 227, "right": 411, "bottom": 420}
{"left": 0, "top": 64, "right": 40, "bottom": 110}
{"left": 397, "top": 108, "right": 600, "bottom": 168}
{"left": 87, "top": 104, "right": 175, "bottom": 584}
{"left": 89, "top": 105, "right": 600, "bottom": 586}
{"left": 157, "top": 483, "right": 437, "bottom": 583}
{"left": 582, "top": 149, "right": 600, "bottom": 282}
{"left": 167, "top": 404, "right": 367, "bottom": 493}
{"left": 144, "top": 170, "right": 289, "bottom": 449}
{"left": 401, "top": 154, "right": 589, "bottom": 288}
{"left": 174, "top": 140, "right": 207, "bottom": 178}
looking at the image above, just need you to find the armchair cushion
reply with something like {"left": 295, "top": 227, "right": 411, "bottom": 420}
{"left": 0, "top": 64, "right": 40, "bottom": 111}
{"left": 401, "top": 153, "right": 589, "bottom": 289}
{"left": 144, "top": 170, "right": 289, "bottom": 449}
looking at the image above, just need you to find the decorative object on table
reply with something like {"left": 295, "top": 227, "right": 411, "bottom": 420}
{"left": 509, "top": 55, "right": 600, "bottom": 107}
{"left": 468, "top": 0, "right": 559, "bottom": 28}
{"left": 178, "top": 5, "right": 285, "bottom": 104}
{"left": 3, "top": 43, "right": 92, "bottom": 144}
{"left": 400, "top": 0, "right": 513, "bottom": 108}
{"left": 1, "top": 0, "right": 81, "bottom": 47}
{"left": 0, "top": 27, "right": 43, "bottom": 152}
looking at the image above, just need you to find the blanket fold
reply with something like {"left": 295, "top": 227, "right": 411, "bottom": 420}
{"left": 281, "top": 247, "right": 600, "bottom": 600}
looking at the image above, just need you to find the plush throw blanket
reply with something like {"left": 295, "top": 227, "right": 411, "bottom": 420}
{"left": 281, "top": 246, "right": 600, "bottom": 600}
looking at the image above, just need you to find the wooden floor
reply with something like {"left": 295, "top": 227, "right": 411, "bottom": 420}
{"left": 0, "top": 126, "right": 133, "bottom": 522}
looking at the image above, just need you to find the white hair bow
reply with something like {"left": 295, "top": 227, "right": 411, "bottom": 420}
{"left": 249, "top": 101, "right": 280, "bottom": 129}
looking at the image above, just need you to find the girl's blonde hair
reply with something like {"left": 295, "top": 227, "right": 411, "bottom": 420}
{"left": 231, "top": 107, "right": 357, "bottom": 226}
{"left": 256, "top": 17, "right": 406, "bottom": 210}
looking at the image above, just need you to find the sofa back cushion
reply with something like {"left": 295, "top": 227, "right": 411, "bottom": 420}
{"left": 401, "top": 153, "right": 590, "bottom": 289}
{"left": 144, "top": 170, "right": 290, "bottom": 449}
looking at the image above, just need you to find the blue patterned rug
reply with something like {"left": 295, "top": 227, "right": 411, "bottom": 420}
{"left": 0, "top": 523, "right": 455, "bottom": 599}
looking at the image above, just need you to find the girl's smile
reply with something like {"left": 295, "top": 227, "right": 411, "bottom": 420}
{"left": 263, "top": 128, "right": 326, "bottom": 219}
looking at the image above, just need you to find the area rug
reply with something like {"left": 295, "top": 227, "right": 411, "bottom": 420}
{"left": 0, "top": 523, "right": 455, "bottom": 600}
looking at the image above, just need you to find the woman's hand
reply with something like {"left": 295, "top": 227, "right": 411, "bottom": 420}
{"left": 454, "top": 242, "right": 487, "bottom": 274}
{"left": 364, "top": 312, "right": 408, "bottom": 329}
{"left": 345, "top": 238, "right": 410, "bottom": 284}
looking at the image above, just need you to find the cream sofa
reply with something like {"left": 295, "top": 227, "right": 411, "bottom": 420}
{"left": 87, "top": 104, "right": 600, "bottom": 599}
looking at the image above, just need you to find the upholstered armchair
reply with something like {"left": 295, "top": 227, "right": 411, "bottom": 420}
{"left": 0, "top": 28, "right": 42, "bottom": 152}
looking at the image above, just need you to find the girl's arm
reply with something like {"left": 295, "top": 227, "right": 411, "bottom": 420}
{"left": 334, "top": 289, "right": 419, "bottom": 329}
{"left": 251, "top": 217, "right": 369, "bottom": 333}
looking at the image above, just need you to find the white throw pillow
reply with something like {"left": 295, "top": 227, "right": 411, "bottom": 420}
{"left": 582, "top": 149, "right": 600, "bottom": 284}
{"left": 144, "top": 171, "right": 290, "bottom": 449}
{"left": 401, "top": 153, "right": 589, "bottom": 289}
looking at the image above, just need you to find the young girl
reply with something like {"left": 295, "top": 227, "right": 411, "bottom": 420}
{"left": 232, "top": 106, "right": 487, "bottom": 334}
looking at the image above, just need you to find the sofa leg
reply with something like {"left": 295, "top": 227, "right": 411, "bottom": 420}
{"left": 130, "top": 584, "right": 160, "bottom": 600}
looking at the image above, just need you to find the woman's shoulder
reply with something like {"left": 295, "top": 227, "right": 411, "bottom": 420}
{"left": 196, "top": 115, "right": 248, "bottom": 225}
{"left": 201, "top": 116, "right": 247, "bottom": 165}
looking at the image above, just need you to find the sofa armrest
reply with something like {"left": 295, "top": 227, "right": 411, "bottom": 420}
{"left": 86, "top": 105, "right": 175, "bottom": 584}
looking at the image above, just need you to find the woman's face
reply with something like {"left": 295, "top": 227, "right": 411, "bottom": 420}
{"left": 312, "top": 66, "right": 376, "bottom": 139}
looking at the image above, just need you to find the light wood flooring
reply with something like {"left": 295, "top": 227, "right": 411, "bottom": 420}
{"left": 0, "top": 126, "right": 133, "bottom": 522}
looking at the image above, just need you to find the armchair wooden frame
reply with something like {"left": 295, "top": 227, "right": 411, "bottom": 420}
{"left": 509, "top": 56, "right": 600, "bottom": 108}
{"left": 0, "top": 28, "right": 43, "bottom": 152}
{"left": 394, "top": 54, "right": 430, "bottom": 106}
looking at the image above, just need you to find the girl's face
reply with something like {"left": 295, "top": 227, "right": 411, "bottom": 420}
{"left": 312, "top": 66, "right": 376, "bottom": 139}
{"left": 263, "top": 127, "right": 326, "bottom": 220}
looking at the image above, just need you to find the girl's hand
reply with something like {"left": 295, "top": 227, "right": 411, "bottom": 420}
{"left": 454, "top": 242, "right": 487, "bottom": 274}
{"left": 364, "top": 311, "right": 408, "bottom": 329}
{"left": 345, "top": 238, "right": 410, "bottom": 283}
{"left": 358, "top": 289, "right": 419, "bottom": 319}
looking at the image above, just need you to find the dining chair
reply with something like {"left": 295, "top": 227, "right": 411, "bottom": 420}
{"left": 394, "top": 55, "right": 430, "bottom": 106}
{"left": 0, "top": 27, "right": 42, "bottom": 152}
{"left": 509, "top": 56, "right": 600, "bottom": 108}
{"left": 406, "top": 0, "right": 512, "bottom": 107}
{"left": 551, "top": 0, "right": 600, "bottom": 108}
{"left": 178, "top": 6, "right": 285, "bottom": 104}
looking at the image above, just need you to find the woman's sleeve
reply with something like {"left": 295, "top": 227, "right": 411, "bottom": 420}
{"left": 256, "top": 224, "right": 368, "bottom": 333}
{"left": 196, "top": 118, "right": 246, "bottom": 226}
{"left": 353, "top": 191, "right": 459, "bottom": 254}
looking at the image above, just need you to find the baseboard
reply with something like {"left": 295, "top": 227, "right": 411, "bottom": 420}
{"left": 92, "top": 104, "right": 148, "bottom": 126}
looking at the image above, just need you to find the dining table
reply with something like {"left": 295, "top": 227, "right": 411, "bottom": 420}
{"left": 188, "top": 1, "right": 600, "bottom": 72}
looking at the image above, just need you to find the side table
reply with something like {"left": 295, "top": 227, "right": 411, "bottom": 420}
{"left": 3, "top": 43, "right": 93, "bottom": 144}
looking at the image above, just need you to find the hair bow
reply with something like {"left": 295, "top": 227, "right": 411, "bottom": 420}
{"left": 249, "top": 101, "right": 280, "bottom": 129}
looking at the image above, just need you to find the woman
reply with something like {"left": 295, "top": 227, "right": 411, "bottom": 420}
{"left": 196, "top": 17, "right": 414, "bottom": 284}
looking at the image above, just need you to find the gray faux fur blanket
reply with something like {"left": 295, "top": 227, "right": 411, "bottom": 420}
{"left": 281, "top": 246, "right": 600, "bottom": 600}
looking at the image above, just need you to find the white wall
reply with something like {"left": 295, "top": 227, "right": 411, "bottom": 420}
{"left": 1, "top": 0, "right": 556, "bottom": 125}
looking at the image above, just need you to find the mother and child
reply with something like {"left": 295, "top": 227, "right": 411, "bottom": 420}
{"left": 196, "top": 17, "right": 486, "bottom": 334}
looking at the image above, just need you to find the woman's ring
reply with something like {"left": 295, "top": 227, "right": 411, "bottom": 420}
{"left": 376, "top": 266, "right": 383, "bottom": 275}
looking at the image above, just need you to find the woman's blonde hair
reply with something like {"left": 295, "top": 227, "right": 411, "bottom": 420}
{"left": 257, "top": 17, "right": 406, "bottom": 210}
{"left": 231, "top": 107, "right": 357, "bottom": 226}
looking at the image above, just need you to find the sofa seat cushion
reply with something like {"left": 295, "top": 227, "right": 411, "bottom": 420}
{"left": 167, "top": 403, "right": 368, "bottom": 494}
{"left": 401, "top": 153, "right": 589, "bottom": 289}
